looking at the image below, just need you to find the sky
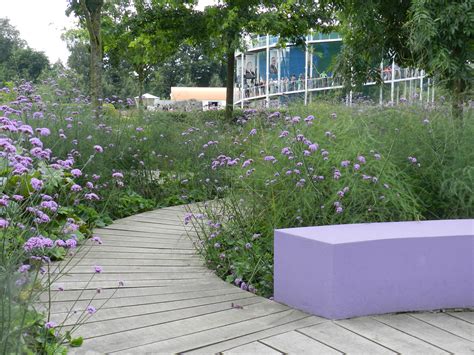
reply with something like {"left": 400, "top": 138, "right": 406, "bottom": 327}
{"left": 2, "top": 0, "right": 217, "bottom": 65}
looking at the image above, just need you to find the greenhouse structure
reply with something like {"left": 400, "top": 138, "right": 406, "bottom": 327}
{"left": 235, "top": 32, "right": 434, "bottom": 107}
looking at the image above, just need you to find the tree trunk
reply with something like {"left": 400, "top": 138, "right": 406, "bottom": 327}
{"left": 225, "top": 48, "right": 235, "bottom": 121}
{"left": 80, "top": 0, "right": 103, "bottom": 117}
{"left": 452, "top": 78, "right": 465, "bottom": 124}
{"left": 138, "top": 69, "right": 145, "bottom": 108}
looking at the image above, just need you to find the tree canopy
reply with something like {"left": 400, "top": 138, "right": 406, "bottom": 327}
{"left": 334, "top": 0, "right": 473, "bottom": 116}
{"left": 0, "top": 18, "right": 50, "bottom": 83}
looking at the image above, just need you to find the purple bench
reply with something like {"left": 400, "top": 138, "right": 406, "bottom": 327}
{"left": 274, "top": 219, "right": 473, "bottom": 319}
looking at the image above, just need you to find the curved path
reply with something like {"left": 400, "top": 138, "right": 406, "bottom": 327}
{"left": 50, "top": 206, "right": 473, "bottom": 354}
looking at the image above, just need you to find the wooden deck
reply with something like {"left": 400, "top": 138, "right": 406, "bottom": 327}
{"left": 49, "top": 206, "right": 473, "bottom": 354}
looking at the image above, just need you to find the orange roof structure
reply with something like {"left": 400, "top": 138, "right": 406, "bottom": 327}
{"left": 170, "top": 87, "right": 226, "bottom": 101}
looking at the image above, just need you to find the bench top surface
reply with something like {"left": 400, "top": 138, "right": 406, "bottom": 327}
{"left": 275, "top": 219, "right": 474, "bottom": 244}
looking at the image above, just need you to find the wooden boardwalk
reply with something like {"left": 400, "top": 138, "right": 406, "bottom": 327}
{"left": 49, "top": 206, "right": 473, "bottom": 354}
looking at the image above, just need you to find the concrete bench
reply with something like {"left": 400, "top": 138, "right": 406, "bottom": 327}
{"left": 274, "top": 219, "right": 473, "bottom": 319}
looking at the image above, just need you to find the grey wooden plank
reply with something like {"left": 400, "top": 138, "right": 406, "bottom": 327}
{"left": 223, "top": 341, "right": 281, "bottom": 354}
{"left": 120, "top": 217, "right": 188, "bottom": 226}
{"left": 336, "top": 317, "right": 448, "bottom": 354}
{"left": 47, "top": 288, "right": 244, "bottom": 314}
{"left": 79, "top": 240, "right": 194, "bottom": 249}
{"left": 100, "top": 227, "right": 189, "bottom": 236}
{"left": 131, "top": 212, "right": 185, "bottom": 219}
{"left": 77, "top": 300, "right": 289, "bottom": 353}
{"left": 50, "top": 277, "right": 222, "bottom": 290}
{"left": 73, "top": 251, "right": 199, "bottom": 259}
{"left": 113, "top": 308, "right": 304, "bottom": 354}
{"left": 92, "top": 234, "right": 193, "bottom": 244}
{"left": 409, "top": 313, "right": 473, "bottom": 341}
{"left": 375, "top": 314, "right": 473, "bottom": 354}
{"left": 69, "top": 258, "right": 203, "bottom": 267}
{"left": 112, "top": 220, "right": 190, "bottom": 230}
{"left": 53, "top": 271, "right": 211, "bottom": 282}
{"left": 185, "top": 316, "right": 326, "bottom": 355}
{"left": 260, "top": 330, "right": 341, "bottom": 354}
{"left": 63, "top": 296, "right": 261, "bottom": 339}
{"left": 121, "top": 216, "right": 185, "bottom": 225}
{"left": 42, "top": 281, "right": 233, "bottom": 302}
{"left": 61, "top": 265, "right": 207, "bottom": 274}
{"left": 298, "top": 322, "right": 395, "bottom": 354}
{"left": 51, "top": 292, "right": 258, "bottom": 326}
{"left": 448, "top": 311, "right": 474, "bottom": 324}
{"left": 102, "top": 224, "right": 188, "bottom": 234}
{"left": 73, "top": 246, "right": 196, "bottom": 253}
{"left": 93, "top": 229, "right": 190, "bottom": 239}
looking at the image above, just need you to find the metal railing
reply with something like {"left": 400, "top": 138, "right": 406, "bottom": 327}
{"left": 234, "top": 68, "right": 427, "bottom": 105}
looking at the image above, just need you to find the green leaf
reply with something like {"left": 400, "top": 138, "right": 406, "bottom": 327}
{"left": 70, "top": 337, "right": 84, "bottom": 347}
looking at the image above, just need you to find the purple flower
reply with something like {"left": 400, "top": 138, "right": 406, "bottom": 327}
{"left": 279, "top": 130, "right": 289, "bottom": 138}
{"left": 341, "top": 160, "right": 350, "bottom": 168}
{"left": 357, "top": 155, "right": 366, "bottom": 164}
{"left": 85, "top": 193, "right": 100, "bottom": 200}
{"left": 36, "top": 127, "right": 50, "bottom": 136}
{"left": 353, "top": 163, "right": 360, "bottom": 171}
{"left": 241, "top": 159, "right": 253, "bottom": 168}
{"left": 249, "top": 128, "right": 257, "bottom": 136}
{"left": 112, "top": 172, "right": 124, "bottom": 179}
{"left": 0, "top": 218, "right": 9, "bottom": 229}
{"left": 263, "top": 156, "right": 276, "bottom": 163}
{"left": 65, "top": 239, "right": 77, "bottom": 249}
{"left": 23, "top": 236, "right": 53, "bottom": 252}
{"left": 86, "top": 305, "right": 97, "bottom": 314}
{"left": 94, "top": 265, "right": 103, "bottom": 273}
{"left": 18, "top": 264, "right": 31, "bottom": 273}
{"left": 281, "top": 147, "right": 291, "bottom": 156}
{"left": 308, "top": 144, "right": 318, "bottom": 152}
{"left": 45, "top": 321, "right": 57, "bottom": 329}
{"left": 336, "top": 206, "right": 344, "bottom": 214}
{"left": 92, "top": 236, "right": 103, "bottom": 244}
{"left": 245, "top": 242, "right": 252, "bottom": 249}
{"left": 30, "top": 178, "right": 43, "bottom": 191}
{"left": 71, "top": 169, "right": 82, "bottom": 178}
{"left": 93, "top": 145, "right": 103, "bottom": 153}
{"left": 55, "top": 240, "right": 66, "bottom": 247}
{"left": 71, "top": 184, "right": 82, "bottom": 192}
{"left": 29, "top": 137, "right": 43, "bottom": 147}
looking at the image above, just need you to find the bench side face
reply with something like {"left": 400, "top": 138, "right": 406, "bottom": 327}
{"left": 274, "top": 220, "right": 474, "bottom": 319}
{"left": 274, "top": 231, "right": 334, "bottom": 317}
{"left": 331, "top": 235, "right": 474, "bottom": 319}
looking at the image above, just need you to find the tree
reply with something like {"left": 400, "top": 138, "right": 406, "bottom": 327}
{"left": 0, "top": 18, "right": 49, "bottom": 83}
{"left": 198, "top": 1, "right": 332, "bottom": 120}
{"left": 62, "top": 28, "right": 91, "bottom": 91}
{"left": 103, "top": 0, "right": 197, "bottom": 107}
{"left": 67, "top": 0, "right": 105, "bottom": 113}
{"left": 148, "top": 44, "right": 226, "bottom": 98}
{"left": 407, "top": 0, "right": 473, "bottom": 118}
{"left": 334, "top": 0, "right": 473, "bottom": 119}
{"left": 14, "top": 48, "right": 50, "bottom": 82}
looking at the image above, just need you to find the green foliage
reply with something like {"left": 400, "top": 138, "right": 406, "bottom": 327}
{"left": 186, "top": 103, "right": 473, "bottom": 297}
{"left": 0, "top": 18, "right": 50, "bottom": 83}
{"left": 113, "top": 190, "right": 156, "bottom": 218}
{"left": 335, "top": 0, "right": 473, "bottom": 114}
